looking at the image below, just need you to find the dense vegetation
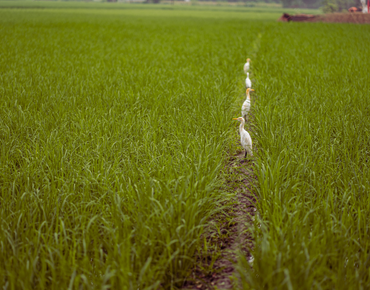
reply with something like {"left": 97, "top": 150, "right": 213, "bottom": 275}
{"left": 239, "top": 22, "right": 370, "bottom": 289}
{"left": 322, "top": 0, "right": 362, "bottom": 12}
{"left": 0, "top": 6, "right": 264, "bottom": 289}
{"left": 1, "top": 2, "right": 370, "bottom": 289}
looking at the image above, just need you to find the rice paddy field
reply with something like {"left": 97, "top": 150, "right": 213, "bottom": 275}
{"left": 0, "top": 1, "right": 370, "bottom": 289}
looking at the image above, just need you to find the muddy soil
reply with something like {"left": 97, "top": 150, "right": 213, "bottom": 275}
{"left": 182, "top": 152, "right": 257, "bottom": 290}
{"left": 279, "top": 12, "right": 370, "bottom": 24}
{"left": 312, "top": 13, "right": 370, "bottom": 24}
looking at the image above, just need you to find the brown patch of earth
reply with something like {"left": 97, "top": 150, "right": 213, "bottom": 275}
{"left": 279, "top": 12, "right": 370, "bottom": 24}
{"left": 181, "top": 151, "right": 257, "bottom": 290}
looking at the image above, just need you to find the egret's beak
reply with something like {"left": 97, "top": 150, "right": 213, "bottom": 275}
{"left": 233, "top": 118, "right": 238, "bottom": 120}
{"left": 251, "top": 89, "right": 255, "bottom": 92}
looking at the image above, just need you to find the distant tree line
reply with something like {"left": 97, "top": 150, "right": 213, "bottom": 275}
{"left": 281, "top": 0, "right": 321, "bottom": 8}
{"left": 148, "top": 0, "right": 321, "bottom": 9}
{"left": 128, "top": 0, "right": 361, "bottom": 12}
{"left": 322, "top": 0, "right": 361, "bottom": 12}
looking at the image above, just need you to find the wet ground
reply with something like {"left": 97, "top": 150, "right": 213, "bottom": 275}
{"left": 182, "top": 151, "right": 257, "bottom": 290}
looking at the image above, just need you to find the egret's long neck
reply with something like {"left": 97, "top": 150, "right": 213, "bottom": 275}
{"left": 246, "top": 90, "right": 250, "bottom": 101}
{"left": 247, "top": 73, "right": 249, "bottom": 78}
{"left": 239, "top": 119, "right": 245, "bottom": 133}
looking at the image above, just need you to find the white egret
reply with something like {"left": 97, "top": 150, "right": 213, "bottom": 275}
{"left": 241, "top": 88, "right": 254, "bottom": 121}
{"left": 245, "top": 73, "right": 252, "bottom": 88}
{"left": 233, "top": 117, "right": 253, "bottom": 158}
{"left": 243, "top": 58, "right": 250, "bottom": 74}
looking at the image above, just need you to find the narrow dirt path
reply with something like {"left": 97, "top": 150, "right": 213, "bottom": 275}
{"left": 181, "top": 150, "right": 257, "bottom": 290}
{"left": 210, "top": 154, "right": 257, "bottom": 290}
{"left": 181, "top": 32, "right": 263, "bottom": 290}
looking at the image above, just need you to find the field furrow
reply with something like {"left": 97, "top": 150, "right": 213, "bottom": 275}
{"left": 238, "top": 22, "right": 370, "bottom": 289}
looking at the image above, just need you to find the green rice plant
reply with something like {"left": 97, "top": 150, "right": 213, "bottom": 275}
{"left": 0, "top": 0, "right": 322, "bottom": 19}
{"left": 0, "top": 7, "right": 269, "bottom": 289}
{"left": 238, "top": 22, "right": 370, "bottom": 289}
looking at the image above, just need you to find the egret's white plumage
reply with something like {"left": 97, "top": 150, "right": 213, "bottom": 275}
{"left": 245, "top": 72, "right": 252, "bottom": 88}
{"left": 241, "top": 88, "right": 254, "bottom": 121}
{"left": 243, "top": 58, "right": 250, "bottom": 74}
{"left": 233, "top": 117, "right": 253, "bottom": 158}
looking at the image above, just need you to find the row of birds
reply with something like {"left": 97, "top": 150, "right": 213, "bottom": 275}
{"left": 233, "top": 58, "right": 253, "bottom": 159}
